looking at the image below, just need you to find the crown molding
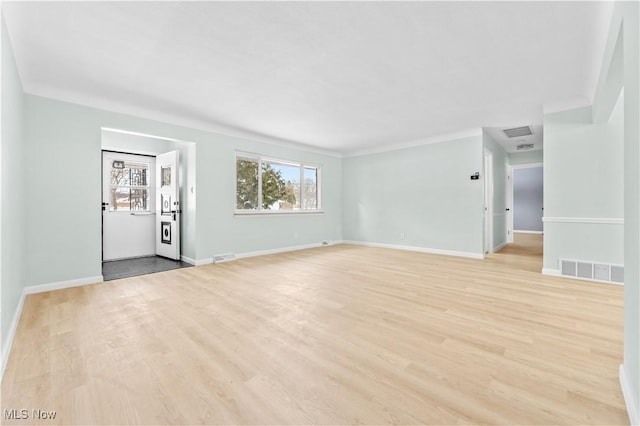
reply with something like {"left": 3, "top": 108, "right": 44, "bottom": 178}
{"left": 343, "top": 127, "right": 483, "bottom": 158}
{"left": 24, "top": 83, "right": 343, "bottom": 158}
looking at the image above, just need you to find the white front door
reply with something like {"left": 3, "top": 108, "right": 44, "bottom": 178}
{"left": 102, "top": 152, "right": 156, "bottom": 260}
{"left": 156, "top": 150, "right": 181, "bottom": 260}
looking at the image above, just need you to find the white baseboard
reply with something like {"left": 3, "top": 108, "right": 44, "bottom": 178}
{"left": 620, "top": 364, "right": 639, "bottom": 426}
{"left": 342, "top": 240, "right": 483, "bottom": 259}
{"left": 514, "top": 230, "right": 544, "bottom": 235}
{"left": 493, "top": 242, "right": 508, "bottom": 252}
{"left": 180, "top": 255, "right": 213, "bottom": 266}
{"left": 542, "top": 268, "right": 624, "bottom": 286}
{"left": 2, "top": 274, "right": 103, "bottom": 380}
{"left": 235, "top": 242, "right": 328, "bottom": 260}
{"left": 1, "top": 290, "right": 26, "bottom": 379}
{"left": 23, "top": 275, "right": 103, "bottom": 295}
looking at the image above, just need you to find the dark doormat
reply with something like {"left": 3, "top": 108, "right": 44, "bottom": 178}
{"left": 102, "top": 255, "right": 192, "bottom": 281}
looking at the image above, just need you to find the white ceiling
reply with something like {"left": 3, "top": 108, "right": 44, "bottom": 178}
{"left": 2, "top": 2, "right": 612, "bottom": 155}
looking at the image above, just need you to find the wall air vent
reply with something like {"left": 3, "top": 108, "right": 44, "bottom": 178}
{"left": 516, "top": 143, "right": 534, "bottom": 151}
{"left": 560, "top": 259, "right": 623, "bottom": 285}
{"left": 503, "top": 126, "right": 533, "bottom": 138}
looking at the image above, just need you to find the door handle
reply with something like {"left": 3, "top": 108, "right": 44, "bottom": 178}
{"left": 506, "top": 208, "right": 510, "bottom": 211}
{"left": 102, "top": 202, "right": 109, "bottom": 211}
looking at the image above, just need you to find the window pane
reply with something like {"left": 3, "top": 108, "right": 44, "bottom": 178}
{"left": 262, "top": 162, "right": 299, "bottom": 210}
{"left": 236, "top": 158, "right": 259, "bottom": 210}
{"left": 109, "top": 160, "right": 150, "bottom": 212}
{"left": 130, "top": 189, "right": 148, "bottom": 211}
{"left": 129, "top": 164, "right": 148, "bottom": 186}
{"left": 303, "top": 167, "right": 317, "bottom": 210}
{"left": 110, "top": 187, "right": 131, "bottom": 211}
{"left": 110, "top": 161, "right": 149, "bottom": 186}
{"left": 161, "top": 166, "right": 171, "bottom": 187}
{"left": 111, "top": 167, "right": 130, "bottom": 186}
{"left": 109, "top": 188, "right": 150, "bottom": 211}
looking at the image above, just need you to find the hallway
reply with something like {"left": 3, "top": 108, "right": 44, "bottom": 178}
{"left": 488, "top": 233, "right": 543, "bottom": 273}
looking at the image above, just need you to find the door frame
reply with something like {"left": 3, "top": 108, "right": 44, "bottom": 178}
{"left": 100, "top": 127, "right": 196, "bottom": 268}
{"left": 101, "top": 150, "right": 157, "bottom": 261}
{"left": 484, "top": 150, "right": 494, "bottom": 255}
{"left": 506, "top": 162, "right": 544, "bottom": 243}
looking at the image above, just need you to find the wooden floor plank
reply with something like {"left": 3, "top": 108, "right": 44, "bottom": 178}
{"left": 1, "top": 235, "right": 628, "bottom": 425}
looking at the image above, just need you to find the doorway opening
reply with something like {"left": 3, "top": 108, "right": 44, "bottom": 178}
{"left": 501, "top": 162, "right": 544, "bottom": 272}
{"left": 101, "top": 128, "right": 196, "bottom": 281}
{"left": 507, "top": 163, "right": 543, "bottom": 241}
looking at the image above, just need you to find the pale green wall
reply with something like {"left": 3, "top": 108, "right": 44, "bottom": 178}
{"left": 22, "top": 94, "right": 342, "bottom": 286}
{"left": 543, "top": 99, "right": 624, "bottom": 272}
{"left": 618, "top": 0, "right": 639, "bottom": 412}
{"left": 483, "top": 130, "right": 508, "bottom": 250}
{"left": 101, "top": 130, "right": 197, "bottom": 259}
{"left": 1, "top": 15, "right": 26, "bottom": 351}
{"left": 508, "top": 150, "right": 543, "bottom": 166}
{"left": 342, "top": 136, "right": 484, "bottom": 256}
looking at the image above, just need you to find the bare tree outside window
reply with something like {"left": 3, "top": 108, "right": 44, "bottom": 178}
{"left": 110, "top": 161, "right": 149, "bottom": 211}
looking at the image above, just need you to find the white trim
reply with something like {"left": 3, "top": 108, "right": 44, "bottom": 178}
{"left": 234, "top": 210, "right": 325, "bottom": 216}
{"left": 342, "top": 240, "right": 484, "bottom": 260}
{"left": 235, "top": 242, "right": 330, "bottom": 260}
{"left": 543, "top": 217, "right": 624, "bottom": 225}
{"left": 543, "top": 96, "right": 592, "bottom": 115}
{"left": 23, "top": 275, "right": 103, "bottom": 295}
{"left": 509, "top": 162, "right": 543, "bottom": 170}
{"left": 182, "top": 255, "right": 215, "bottom": 266}
{"left": 506, "top": 165, "right": 514, "bottom": 243}
{"left": 102, "top": 127, "right": 193, "bottom": 144}
{"left": 514, "top": 230, "right": 544, "bottom": 235}
{"left": 26, "top": 85, "right": 342, "bottom": 158}
{"left": 1, "top": 290, "right": 26, "bottom": 379}
{"left": 2, "top": 275, "right": 103, "bottom": 379}
{"left": 543, "top": 267, "right": 624, "bottom": 286}
{"left": 484, "top": 149, "right": 494, "bottom": 255}
{"left": 493, "top": 242, "right": 508, "bottom": 252}
{"left": 343, "top": 127, "right": 482, "bottom": 158}
{"left": 620, "top": 364, "right": 639, "bottom": 426}
{"left": 234, "top": 152, "right": 323, "bottom": 214}
{"left": 181, "top": 255, "right": 213, "bottom": 266}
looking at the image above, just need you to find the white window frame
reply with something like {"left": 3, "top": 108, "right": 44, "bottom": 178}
{"left": 235, "top": 151, "right": 323, "bottom": 215}
{"left": 109, "top": 159, "right": 151, "bottom": 212}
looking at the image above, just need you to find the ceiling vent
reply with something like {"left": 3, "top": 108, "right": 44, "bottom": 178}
{"left": 516, "top": 143, "right": 534, "bottom": 151}
{"left": 503, "top": 126, "right": 533, "bottom": 138}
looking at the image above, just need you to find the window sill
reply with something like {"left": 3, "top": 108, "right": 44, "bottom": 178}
{"left": 234, "top": 210, "right": 325, "bottom": 216}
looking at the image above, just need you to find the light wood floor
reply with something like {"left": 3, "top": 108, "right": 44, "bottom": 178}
{"left": 2, "top": 236, "right": 627, "bottom": 425}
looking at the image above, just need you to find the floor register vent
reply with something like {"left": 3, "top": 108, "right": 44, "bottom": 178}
{"left": 560, "top": 259, "right": 623, "bottom": 284}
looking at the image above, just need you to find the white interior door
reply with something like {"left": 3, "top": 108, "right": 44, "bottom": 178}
{"left": 156, "top": 151, "right": 181, "bottom": 260}
{"left": 102, "top": 152, "right": 156, "bottom": 261}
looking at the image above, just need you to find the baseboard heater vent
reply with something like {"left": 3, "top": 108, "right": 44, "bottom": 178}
{"left": 560, "top": 259, "right": 623, "bottom": 284}
{"left": 214, "top": 253, "right": 235, "bottom": 263}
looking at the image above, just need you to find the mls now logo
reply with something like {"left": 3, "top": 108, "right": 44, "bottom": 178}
{"left": 4, "top": 409, "right": 28, "bottom": 420}
{"left": 4, "top": 409, "right": 57, "bottom": 420}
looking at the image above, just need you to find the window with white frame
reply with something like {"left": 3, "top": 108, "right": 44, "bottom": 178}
{"left": 236, "top": 153, "right": 321, "bottom": 213}
{"left": 109, "top": 160, "right": 150, "bottom": 211}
